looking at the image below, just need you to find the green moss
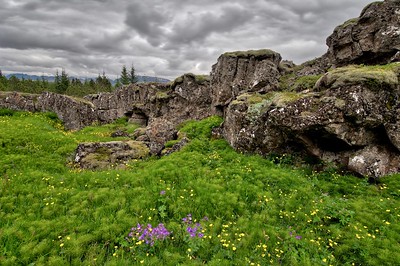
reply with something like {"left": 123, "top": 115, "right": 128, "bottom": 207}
{"left": 126, "top": 141, "right": 150, "bottom": 158}
{"left": 223, "top": 49, "right": 277, "bottom": 59}
{"left": 236, "top": 93, "right": 269, "bottom": 104}
{"left": 340, "top": 18, "right": 359, "bottom": 28}
{"left": 292, "top": 75, "right": 323, "bottom": 91}
{"left": 270, "top": 92, "right": 309, "bottom": 107}
{"left": 360, "top": 1, "right": 383, "bottom": 16}
{"left": 173, "top": 76, "right": 184, "bottom": 85}
{"left": 155, "top": 91, "right": 170, "bottom": 99}
{"left": 247, "top": 101, "right": 270, "bottom": 121}
{"left": 279, "top": 74, "right": 321, "bottom": 92}
{"left": 164, "top": 139, "right": 180, "bottom": 148}
{"left": 170, "top": 73, "right": 210, "bottom": 89}
{"left": 322, "top": 63, "right": 399, "bottom": 90}
{"left": 64, "top": 94, "right": 95, "bottom": 107}
{"left": 194, "top": 75, "right": 210, "bottom": 84}
{"left": 93, "top": 147, "right": 112, "bottom": 161}
{"left": 278, "top": 73, "right": 296, "bottom": 91}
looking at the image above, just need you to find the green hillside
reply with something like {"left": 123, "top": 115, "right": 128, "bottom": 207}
{"left": 0, "top": 111, "right": 399, "bottom": 265}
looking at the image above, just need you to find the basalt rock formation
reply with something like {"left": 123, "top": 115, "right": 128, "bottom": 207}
{"left": 0, "top": 91, "right": 97, "bottom": 129}
{"left": 221, "top": 0, "right": 400, "bottom": 178}
{"left": 223, "top": 64, "right": 400, "bottom": 177}
{"left": 210, "top": 49, "right": 282, "bottom": 111}
{"left": 1, "top": 0, "right": 400, "bottom": 177}
{"left": 326, "top": 0, "right": 400, "bottom": 66}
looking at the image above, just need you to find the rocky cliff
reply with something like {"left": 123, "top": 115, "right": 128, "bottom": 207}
{"left": 1, "top": 0, "right": 399, "bottom": 177}
{"left": 0, "top": 91, "right": 97, "bottom": 129}
{"left": 326, "top": 0, "right": 400, "bottom": 66}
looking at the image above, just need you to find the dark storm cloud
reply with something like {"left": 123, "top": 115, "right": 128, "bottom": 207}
{"left": 0, "top": 25, "right": 85, "bottom": 53}
{"left": 0, "top": 0, "right": 375, "bottom": 79}
{"left": 125, "top": 1, "right": 170, "bottom": 45}
{"left": 167, "top": 5, "right": 252, "bottom": 45}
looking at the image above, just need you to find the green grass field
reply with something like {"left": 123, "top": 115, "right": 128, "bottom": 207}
{"left": 0, "top": 111, "right": 399, "bottom": 265}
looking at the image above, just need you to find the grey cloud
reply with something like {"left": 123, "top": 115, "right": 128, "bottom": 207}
{"left": 0, "top": 26, "right": 85, "bottom": 53}
{"left": 0, "top": 0, "right": 377, "bottom": 79}
{"left": 125, "top": 2, "right": 170, "bottom": 42}
{"left": 168, "top": 5, "right": 252, "bottom": 45}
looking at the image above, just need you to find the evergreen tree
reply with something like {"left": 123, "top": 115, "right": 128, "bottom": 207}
{"left": 0, "top": 69, "right": 7, "bottom": 91}
{"left": 41, "top": 75, "right": 49, "bottom": 90}
{"left": 129, "top": 64, "right": 138, "bottom": 84}
{"left": 54, "top": 70, "right": 60, "bottom": 90}
{"left": 8, "top": 76, "right": 20, "bottom": 91}
{"left": 114, "top": 76, "right": 122, "bottom": 89}
{"left": 55, "top": 69, "right": 69, "bottom": 94}
{"left": 95, "top": 72, "right": 112, "bottom": 92}
{"left": 120, "top": 65, "right": 130, "bottom": 85}
{"left": 60, "top": 69, "right": 69, "bottom": 91}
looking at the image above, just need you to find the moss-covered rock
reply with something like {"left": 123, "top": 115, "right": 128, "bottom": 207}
{"left": 316, "top": 64, "right": 399, "bottom": 90}
{"left": 223, "top": 49, "right": 278, "bottom": 59}
{"left": 74, "top": 140, "right": 150, "bottom": 169}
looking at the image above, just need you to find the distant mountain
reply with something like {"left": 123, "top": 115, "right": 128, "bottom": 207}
{"left": 5, "top": 73, "right": 170, "bottom": 84}
{"left": 5, "top": 73, "right": 56, "bottom": 82}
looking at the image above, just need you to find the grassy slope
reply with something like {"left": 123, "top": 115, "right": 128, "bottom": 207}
{"left": 0, "top": 112, "right": 399, "bottom": 265}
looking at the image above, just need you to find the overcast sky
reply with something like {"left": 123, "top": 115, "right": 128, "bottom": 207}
{"left": 0, "top": 0, "right": 374, "bottom": 79}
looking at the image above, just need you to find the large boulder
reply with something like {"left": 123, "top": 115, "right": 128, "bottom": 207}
{"left": 210, "top": 49, "right": 282, "bottom": 111}
{"left": 74, "top": 140, "right": 150, "bottom": 169}
{"left": 223, "top": 63, "right": 400, "bottom": 178}
{"left": 326, "top": 0, "right": 400, "bottom": 66}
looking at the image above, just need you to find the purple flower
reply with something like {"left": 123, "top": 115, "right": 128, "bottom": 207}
{"left": 184, "top": 218, "right": 204, "bottom": 239}
{"left": 160, "top": 190, "right": 166, "bottom": 195}
{"left": 182, "top": 214, "right": 193, "bottom": 224}
{"left": 295, "top": 235, "right": 302, "bottom": 240}
{"left": 128, "top": 223, "right": 171, "bottom": 246}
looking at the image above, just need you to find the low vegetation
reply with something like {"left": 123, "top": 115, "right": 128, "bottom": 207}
{"left": 224, "top": 49, "right": 277, "bottom": 59}
{"left": 0, "top": 65, "right": 138, "bottom": 97}
{"left": 0, "top": 111, "right": 399, "bottom": 265}
{"left": 322, "top": 63, "right": 400, "bottom": 90}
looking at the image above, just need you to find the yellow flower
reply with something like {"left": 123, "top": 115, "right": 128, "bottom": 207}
{"left": 60, "top": 243, "right": 64, "bottom": 247}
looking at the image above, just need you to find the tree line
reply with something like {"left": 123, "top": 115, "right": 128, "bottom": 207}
{"left": 0, "top": 65, "right": 137, "bottom": 97}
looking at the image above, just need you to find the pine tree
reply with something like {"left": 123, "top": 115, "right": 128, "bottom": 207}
{"left": 129, "top": 64, "right": 138, "bottom": 84}
{"left": 55, "top": 69, "right": 69, "bottom": 94}
{"left": 120, "top": 65, "right": 130, "bottom": 85}
{"left": 0, "top": 69, "right": 7, "bottom": 91}
{"left": 54, "top": 70, "right": 60, "bottom": 93}
{"left": 60, "top": 69, "right": 69, "bottom": 91}
{"left": 114, "top": 76, "right": 122, "bottom": 89}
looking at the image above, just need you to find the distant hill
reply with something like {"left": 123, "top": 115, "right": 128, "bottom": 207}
{"left": 5, "top": 73, "right": 170, "bottom": 84}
